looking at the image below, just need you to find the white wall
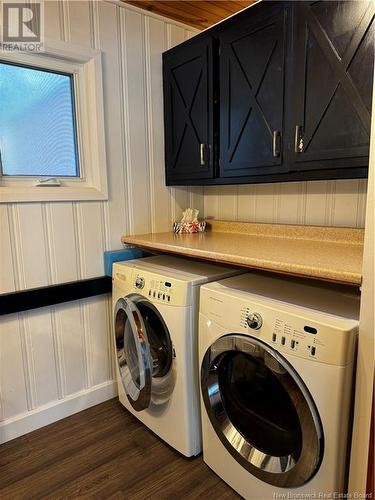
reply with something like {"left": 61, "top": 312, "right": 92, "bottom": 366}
{"left": 204, "top": 180, "right": 367, "bottom": 228}
{"left": 0, "top": 0, "right": 200, "bottom": 443}
{"left": 348, "top": 69, "right": 375, "bottom": 494}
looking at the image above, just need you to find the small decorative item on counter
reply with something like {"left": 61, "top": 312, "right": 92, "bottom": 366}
{"left": 173, "top": 208, "right": 206, "bottom": 234}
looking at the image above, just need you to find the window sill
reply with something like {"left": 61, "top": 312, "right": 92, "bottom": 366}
{"left": 0, "top": 185, "right": 108, "bottom": 203}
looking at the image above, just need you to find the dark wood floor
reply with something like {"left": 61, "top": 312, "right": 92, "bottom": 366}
{"left": 0, "top": 399, "right": 240, "bottom": 499}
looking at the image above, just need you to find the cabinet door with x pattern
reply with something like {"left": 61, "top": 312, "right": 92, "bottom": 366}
{"left": 163, "top": 37, "right": 214, "bottom": 184}
{"left": 219, "top": 3, "right": 289, "bottom": 179}
{"left": 290, "top": 0, "right": 374, "bottom": 174}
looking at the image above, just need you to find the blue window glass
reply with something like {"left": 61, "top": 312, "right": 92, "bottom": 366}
{"left": 0, "top": 62, "right": 79, "bottom": 177}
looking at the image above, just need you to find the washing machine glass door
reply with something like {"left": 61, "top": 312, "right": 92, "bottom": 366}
{"left": 114, "top": 295, "right": 174, "bottom": 411}
{"left": 201, "top": 334, "right": 324, "bottom": 488}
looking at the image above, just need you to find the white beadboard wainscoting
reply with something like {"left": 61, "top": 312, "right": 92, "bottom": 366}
{"left": 204, "top": 180, "right": 368, "bottom": 228}
{"left": 0, "top": 0, "right": 200, "bottom": 443}
{"left": 0, "top": 0, "right": 368, "bottom": 444}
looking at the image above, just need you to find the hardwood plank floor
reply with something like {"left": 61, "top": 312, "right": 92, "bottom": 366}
{"left": 0, "top": 399, "right": 240, "bottom": 499}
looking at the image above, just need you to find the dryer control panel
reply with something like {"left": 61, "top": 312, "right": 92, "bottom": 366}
{"left": 202, "top": 290, "right": 358, "bottom": 366}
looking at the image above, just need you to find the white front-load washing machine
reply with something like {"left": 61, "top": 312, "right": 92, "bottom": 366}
{"left": 199, "top": 273, "right": 360, "bottom": 499}
{"left": 112, "top": 255, "right": 241, "bottom": 457}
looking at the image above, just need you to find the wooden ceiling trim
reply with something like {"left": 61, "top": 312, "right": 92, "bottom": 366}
{"left": 124, "top": 1, "right": 207, "bottom": 28}
{"left": 123, "top": 0, "right": 255, "bottom": 30}
{"left": 125, "top": 1, "right": 206, "bottom": 28}
{"left": 231, "top": 1, "right": 256, "bottom": 6}
{"left": 157, "top": 1, "right": 221, "bottom": 25}
{"left": 192, "top": 1, "right": 238, "bottom": 17}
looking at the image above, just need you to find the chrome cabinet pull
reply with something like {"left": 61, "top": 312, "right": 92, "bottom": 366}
{"left": 200, "top": 143, "right": 206, "bottom": 166}
{"left": 272, "top": 131, "right": 280, "bottom": 158}
{"left": 294, "top": 125, "right": 304, "bottom": 153}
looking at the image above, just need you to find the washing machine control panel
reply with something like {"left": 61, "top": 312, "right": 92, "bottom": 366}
{"left": 130, "top": 270, "right": 189, "bottom": 306}
{"left": 147, "top": 278, "right": 174, "bottom": 303}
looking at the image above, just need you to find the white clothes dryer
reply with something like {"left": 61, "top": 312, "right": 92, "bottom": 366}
{"left": 199, "top": 273, "right": 360, "bottom": 498}
{"left": 112, "top": 255, "right": 241, "bottom": 457}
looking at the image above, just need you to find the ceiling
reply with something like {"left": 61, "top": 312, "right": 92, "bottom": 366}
{"left": 123, "top": 1, "right": 256, "bottom": 30}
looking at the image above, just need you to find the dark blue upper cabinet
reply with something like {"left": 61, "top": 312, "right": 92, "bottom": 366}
{"left": 163, "top": 37, "right": 215, "bottom": 184}
{"left": 219, "top": 2, "right": 289, "bottom": 179}
{"left": 288, "top": 0, "right": 374, "bottom": 178}
{"left": 162, "top": 1, "right": 374, "bottom": 186}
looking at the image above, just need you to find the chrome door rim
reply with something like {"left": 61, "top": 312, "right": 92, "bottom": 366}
{"left": 133, "top": 296, "right": 176, "bottom": 406}
{"left": 114, "top": 297, "right": 152, "bottom": 412}
{"left": 201, "top": 334, "right": 324, "bottom": 488}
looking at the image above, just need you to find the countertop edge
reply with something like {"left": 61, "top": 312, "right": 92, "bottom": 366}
{"left": 121, "top": 235, "right": 362, "bottom": 286}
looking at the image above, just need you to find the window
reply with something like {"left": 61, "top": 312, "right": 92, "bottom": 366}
{"left": 0, "top": 40, "right": 108, "bottom": 203}
{"left": 0, "top": 62, "right": 79, "bottom": 178}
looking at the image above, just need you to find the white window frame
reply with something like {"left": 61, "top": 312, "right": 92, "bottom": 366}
{"left": 0, "top": 39, "right": 108, "bottom": 202}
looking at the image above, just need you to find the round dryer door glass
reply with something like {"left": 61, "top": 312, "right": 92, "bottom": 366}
{"left": 114, "top": 294, "right": 175, "bottom": 411}
{"left": 201, "top": 334, "right": 324, "bottom": 488}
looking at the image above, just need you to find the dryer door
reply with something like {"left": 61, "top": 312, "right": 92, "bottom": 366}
{"left": 201, "top": 334, "right": 324, "bottom": 488}
{"left": 114, "top": 295, "right": 175, "bottom": 411}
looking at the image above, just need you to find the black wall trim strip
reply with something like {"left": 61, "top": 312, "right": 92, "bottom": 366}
{"left": 0, "top": 277, "right": 112, "bottom": 316}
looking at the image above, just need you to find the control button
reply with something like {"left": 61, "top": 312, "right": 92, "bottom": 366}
{"left": 272, "top": 333, "right": 277, "bottom": 342}
{"left": 167, "top": 295, "right": 170, "bottom": 302}
{"left": 163, "top": 294, "right": 165, "bottom": 300}
{"left": 311, "top": 346, "right": 316, "bottom": 356}
{"left": 135, "top": 277, "right": 145, "bottom": 289}
{"left": 153, "top": 291, "right": 156, "bottom": 298}
{"left": 291, "top": 340, "right": 296, "bottom": 349}
{"left": 158, "top": 292, "right": 161, "bottom": 299}
{"left": 148, "top": 290, "right": 151, "bottom": 296}
{"left": 246, "top": 312, "right": 263, "bottom": 330}
{"left": 281, "top": 336, "right": 286, "bottom": 346}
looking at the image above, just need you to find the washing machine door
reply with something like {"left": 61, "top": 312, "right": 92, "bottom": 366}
{"left": 114, "top": 295, "right": 174, "bottom": 411}
{"left": 201, "top": 334, "right": 324, "bottom": 488}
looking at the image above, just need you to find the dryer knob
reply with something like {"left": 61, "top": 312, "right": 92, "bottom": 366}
{"left": 247, "top": 312, "right": 263, "bottom": 330}
{"left": 135, "top": 277, "right": 145, "bottom": 289}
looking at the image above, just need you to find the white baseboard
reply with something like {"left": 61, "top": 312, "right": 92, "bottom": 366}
{"left": 0, "top": 380, "right": 118, "bottom": 444}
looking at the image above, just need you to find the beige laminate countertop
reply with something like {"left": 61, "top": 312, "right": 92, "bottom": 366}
{"left": 121, "top": 220, "right": 364, "bottom": 286}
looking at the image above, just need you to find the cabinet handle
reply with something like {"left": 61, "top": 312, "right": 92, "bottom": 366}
{"left": 200, "top": 143, "right": 206, "bottom": 166}
{"left": 294, "top": 125, "right": 304, "bottom": 153}
{"left": 272, "top": 131, "right": 280, "bottom": 158}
